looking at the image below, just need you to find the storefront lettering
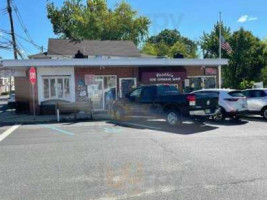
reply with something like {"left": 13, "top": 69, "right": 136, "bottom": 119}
{"left": 142, "top": 72, "right": 185, "bottom": 83}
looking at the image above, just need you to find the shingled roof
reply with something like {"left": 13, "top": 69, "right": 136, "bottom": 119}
{"left": 47, "top": 39, "right": 141, "bottom": 57}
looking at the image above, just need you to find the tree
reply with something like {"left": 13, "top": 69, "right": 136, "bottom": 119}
{"left": 225, "top": 28, "right": 267, "bottom": 88}
{"left": 142, "top": 29, "right": 197, "bottom": 58}
{"left": 200, "top": 24, "right": 267, "bottom": 88}
{"left": 200, "top": 22, "right": 231, "bottom": 59}
{"left": 46, "top": 0, "right": 150, "bottom": 45}
{"left": 262, "top": 67, "right": 267, "bottom": 87}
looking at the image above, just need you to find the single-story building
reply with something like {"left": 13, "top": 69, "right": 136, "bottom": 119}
{"left": 0, "top": 39, "right": 228, "bottom": 114}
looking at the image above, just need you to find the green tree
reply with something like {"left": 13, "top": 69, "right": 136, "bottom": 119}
{"left": 200, "top": 24, "right": 267, "bottom": 88}
{"left": 46, "top": 0, "right": 150, "bottom": 45}
{"left": 225, "top": 28, "right": 267, "bottom": 88}
{"left": 200, "top": 22, "right": 231, "bottom": 58}
{"left": 262, "top": 67, "right": 267, "bottom": 87}
{"left": 142, "top": 29, "right": 197, "bottom": 58}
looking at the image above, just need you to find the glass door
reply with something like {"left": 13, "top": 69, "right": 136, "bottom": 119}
{"left": 87, "top": 78, "right": 104, "bottom": 110}
{"left": 119, "top": 78, "right": 137, "bottom": 98}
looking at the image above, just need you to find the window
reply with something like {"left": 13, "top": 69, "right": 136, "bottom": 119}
{"left": 188, "top": 76, "right": 216, "bottom": 91}
{"left": 130, "top": 88, "right": 142, "bottom": 98}
{"left": 246, "top": 90, "right": 266, "bottom": 98}
{"left": 157, "top": 85, "right": 179, "bottom": 95}
{"left": 43, "top": 76, "right": 70, "bottom": 100}
{"left": 228, "top": 91, "right": 245, "bottom": 97}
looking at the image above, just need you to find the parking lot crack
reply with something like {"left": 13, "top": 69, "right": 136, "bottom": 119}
{"left": 150, "top": 138, "right": 181, "bottom": 163}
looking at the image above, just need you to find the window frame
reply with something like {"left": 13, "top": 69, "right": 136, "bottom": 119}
{"left": 42, "top": 76, "right": 71, "bottom": 100}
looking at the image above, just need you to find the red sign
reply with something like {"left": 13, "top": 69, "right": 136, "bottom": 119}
{"left": 205, "top": 67, "right": 217, "bottom": 75}
{"left": 29, "top": 67, "right": 36, "bottom": 85}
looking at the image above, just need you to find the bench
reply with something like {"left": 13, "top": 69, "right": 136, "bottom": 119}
{"left": 56, "top": 101, "right": 93, "bottom": 120}
{"left": 41, "top": 99, "right": 69, "bottom": 115}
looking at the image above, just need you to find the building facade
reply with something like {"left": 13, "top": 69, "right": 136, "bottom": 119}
{"left": 0, "top": 39, "right": 228, "bottom": 114}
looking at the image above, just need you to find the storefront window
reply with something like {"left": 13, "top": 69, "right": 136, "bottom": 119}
{"left": 87, "top": 75, "right": 117, "bottom": 110}
{"left": 43, "top": 76, "right": 70, "bottom": 100}
{"left": 188, "top": 76, "right": 216, "bottom": 91}
{"left": 50, "top": 79, "right": 56, "bottom": 98}
{"left": 43, "top": 79, "right": 49, "bottom": 99}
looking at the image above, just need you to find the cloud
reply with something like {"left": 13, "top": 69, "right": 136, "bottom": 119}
{"left": 237, "top": 15, "right": 258, "bottom": 23}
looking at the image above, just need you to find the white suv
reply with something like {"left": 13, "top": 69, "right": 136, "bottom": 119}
{"left": 192, "top": 89, "right": 248, "bottom": 121}
{"left": 242, "top": 89, "right": 267, "bottom": 120}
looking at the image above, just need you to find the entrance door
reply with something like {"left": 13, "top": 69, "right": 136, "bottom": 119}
{"left": 87, "top": 75, "right": 117, "bottom": 111}
{"left": 119, "top": 78, "right": 137, "bottom": 98}
{"left": 87, "top": 78, "right": 104, "bottom": 110}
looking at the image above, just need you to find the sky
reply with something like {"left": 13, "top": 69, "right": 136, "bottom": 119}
{"left": 0, "top": 0, "right": 266, "bottom": 59}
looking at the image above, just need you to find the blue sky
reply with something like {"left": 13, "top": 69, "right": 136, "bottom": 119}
{"left": 0, "top": 0, "right": 266, "bottom": 59}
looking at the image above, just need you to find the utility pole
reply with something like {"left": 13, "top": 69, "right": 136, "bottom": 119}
{"left": 7, "top": 0, "right": 17, "bottom": 93}
{"left": 218, "top": 12, "right": 222, "bottom": 89}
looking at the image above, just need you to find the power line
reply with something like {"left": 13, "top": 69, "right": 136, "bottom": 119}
{"left": 0, "top": 28, "right": 43, "bottom": 51}
{"left": 11, "top": 0, "right": 43, "bottom": 52}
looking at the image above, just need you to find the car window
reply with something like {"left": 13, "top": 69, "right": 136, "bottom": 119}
{"left": 250, "top": 90, "right": 266, "bottom": 98}
{"left": 157, "top": 85, "right": 179, "bottom": 95}
{"left": 130, "top": 88, "right": 142, "bottom": 98}
{"left": 228, "top": 91, "right": 245, "bottom": 97}
{"left": 242, "top": 91, "right": 250, "bottom": 97}
{"left": 142, "top": 87, "right": 157, "bottom": 100}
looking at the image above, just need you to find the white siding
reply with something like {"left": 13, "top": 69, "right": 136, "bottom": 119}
{"left": 37, "top": 67, "right": 75, "bottom": 105}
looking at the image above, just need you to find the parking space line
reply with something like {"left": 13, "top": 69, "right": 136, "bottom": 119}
{"left": 0, "top": 124, "right": 21, "bottom": 142}
{"left": 41, "top": 124, "right": 75, "bottom": 136}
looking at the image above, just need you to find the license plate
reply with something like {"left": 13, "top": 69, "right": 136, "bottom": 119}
{"left": 205, "top": 109, "right": 211, "bottom": 114}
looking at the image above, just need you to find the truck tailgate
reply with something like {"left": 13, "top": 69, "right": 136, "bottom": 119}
{"left": 194, "top": 93, "right": 218, "bottom": 109}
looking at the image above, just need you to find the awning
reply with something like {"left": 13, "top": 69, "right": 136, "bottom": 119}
{"left": 0, "top": 58, "right": 228, "bottom": 69}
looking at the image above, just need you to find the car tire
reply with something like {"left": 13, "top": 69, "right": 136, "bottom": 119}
{"left": 112, "top": 108, "right": 125, "bottom": 121}
{"left": 213, "top": 107, "right": 225, "bottom": 121}
{"left": 166, "top": 109, "right": 182, "bottom": 126}
{"left": 262, "top": 108, "right": 267, "bottom": 120}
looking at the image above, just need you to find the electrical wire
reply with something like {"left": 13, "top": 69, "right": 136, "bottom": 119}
{"left": 11, "top": 0, "right": 43, "bottom": 51}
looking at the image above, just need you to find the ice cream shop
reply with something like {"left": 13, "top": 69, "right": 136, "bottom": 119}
{"left": 0, "top": 39, "right": 228, "bottom": 114}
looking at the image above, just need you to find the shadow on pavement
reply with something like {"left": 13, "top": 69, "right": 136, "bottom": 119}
{"left": 205, "top": 119, "right": 249, "bottom": 126}
{"left": 108, "top": 119, "right": 219, "bottom": 135}
{"left": 241, "top": 115, "right": 267, "bottom": 123}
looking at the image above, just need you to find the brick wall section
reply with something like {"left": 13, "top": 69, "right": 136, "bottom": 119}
{"left": 186, "top": 66, "right": 205, "bottom": 76}
{"left": 14, "top": 75, "right": 39, "bottom": 114}
{"left": 74, "top": 66, "right": 137, "bottom": 101}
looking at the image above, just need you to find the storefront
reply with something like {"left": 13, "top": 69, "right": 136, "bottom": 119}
{"left": 1, "top": 58, "right": 228, "bottom": 114}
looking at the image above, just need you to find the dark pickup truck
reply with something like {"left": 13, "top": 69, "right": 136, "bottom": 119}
{"left": 112, "top": 84, "right": 218, "bottom": 125}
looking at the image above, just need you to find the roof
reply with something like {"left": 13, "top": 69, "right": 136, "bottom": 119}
{"left": 0, "top": 58, "right": 229, "bottom": 69}
{"left": 28, "top": 52, "right": 51, "bottom": 59}
{"left": 47, "top": 39, "right": 141, "bottom": 57}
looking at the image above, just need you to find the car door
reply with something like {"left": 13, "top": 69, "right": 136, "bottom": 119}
{"left": 246, "top": 90, "right": 266, "bottom": 112}
{"left": 124, "top": 88, "right": 143, "bottom": 116}
{"left": 139, "top": 86, "right": 158, "bottom": 116}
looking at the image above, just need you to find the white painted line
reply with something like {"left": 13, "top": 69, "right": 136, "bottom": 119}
{"left": 0, "top": 124, "right": 21, "bottom": 142}
{"left": 119, "top": 122, "right": 162, "bottom": 130}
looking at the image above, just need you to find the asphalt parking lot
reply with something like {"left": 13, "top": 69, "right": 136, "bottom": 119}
{"left": 1, "top": 117, "right": 267, "bottom": 200}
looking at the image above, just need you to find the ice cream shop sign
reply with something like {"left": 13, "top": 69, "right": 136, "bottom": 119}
{"left": 141, "top": 72, "right": 186, "bottom": 83}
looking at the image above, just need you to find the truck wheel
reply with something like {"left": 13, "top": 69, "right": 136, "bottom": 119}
{"left": 166, "top": 109, "right": 181, "bottom": 126}
{"left": 213, "top": 107, "right": 225, "bottom": 121}
{"left": 262, "top": 108, "right": 267, "bottom": 120}
{"left": 112, "top": 108, "right": 125, "bottom": 121}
